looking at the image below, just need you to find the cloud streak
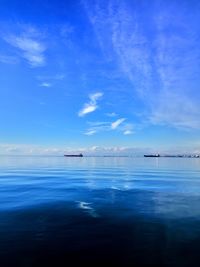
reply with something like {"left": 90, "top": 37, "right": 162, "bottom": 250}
{"left": 78, "top": 92, "right": 103, "bottom": 117}
{"left": 111, "top": 118, "right": 126, "bottom": 130}
{"left": 40, "top": 82, "right": 52, "bottom": 87}
{"left": 84, "top": 0, "right": 200, "bottom": 130}
{"left": 0, "top": 54, "right": 19, "bottom": 64}
{"left": 84, "top": 129, "right": 97, "bottom": 136}
{"left": 84, "top": 118, "right": 133, "bottom": 135}
{"left": 123, "top": 130, "right": 133, "bottom": 135}
{"left": 4, "top": 33, "right": 46, "bottom": 67}
{"left": 106, "top": 112, "right": 118, "bottom": 117}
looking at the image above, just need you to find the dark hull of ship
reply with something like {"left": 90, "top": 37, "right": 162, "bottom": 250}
{"left": 144, "top": 155, "right": 160, "bottom": 157}
{"left": 64, "top": 154, "right": 83, "bottom": 157}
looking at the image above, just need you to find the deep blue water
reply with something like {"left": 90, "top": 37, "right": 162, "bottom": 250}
{"left": 1, "top": 156, "right": 200, "bottom": 266}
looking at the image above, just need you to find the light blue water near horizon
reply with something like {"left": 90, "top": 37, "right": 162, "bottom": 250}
{"left": 1, "top": 156, "right": 200, "bottom": 266}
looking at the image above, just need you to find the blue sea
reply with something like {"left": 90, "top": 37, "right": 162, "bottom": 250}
{"left": 1, "top": 156, "right": 200, "bottom": 266}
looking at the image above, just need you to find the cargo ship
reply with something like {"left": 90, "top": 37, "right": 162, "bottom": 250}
{"left": 64, "top": 153, "right": 83, "bottom": 157}
{"left": 144, "top": 154, "right": 160, "bottom": 157}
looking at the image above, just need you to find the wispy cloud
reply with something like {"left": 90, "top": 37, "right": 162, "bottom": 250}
{"left": 123, "top": 130, "right": 133, "bottom": 135}
{"left": 89, "top": 92, "right": 103, "bottom": 102}
{"left": 78, "top": 92, "right": 103, "bottom": 117}
{"left": 79, "top": 105, "right": 96, "bottom": 116}
{"left": 84, "top": 118, "right": 132, "bottom": 135}
{"left": 0, "top": 54, "right": 19, "bottom": 64}
{"left": 84, "top": 121, "right": 109, "bottom": 135}
{"left": 37, "top": 74, "right": 65, "bottom": 89}
{"left": 84, "top": 0, "right": 200, "bottom": 130}
{"left": 122, "top": 122, "right": 134, "bottom": 135}
{"left": 84, "top": 129, "right": 97, "bottom": 136}
{"left": 4, "top": 32, "right": 46, "bottom": 67}
{"left": 106, "top": 112, "right": 118, "bottom": 117}
{"left": 40, "top": 82, "right": 52, "bottom": 87}
{"left": 149, "top": 92, "right": 200, "bottom": 129}
{"left": 111, "top": 118, "right": 126, "bottom": 130}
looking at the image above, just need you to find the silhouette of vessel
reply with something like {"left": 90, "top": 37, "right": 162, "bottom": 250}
{"left": 64, "top": 153, "right": 83, "bottom": 157}
{"left": 144, "top": 154, "right": 160, "bottom": 157}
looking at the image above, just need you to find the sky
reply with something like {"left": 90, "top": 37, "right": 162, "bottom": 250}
{"left": 1, "top": 0, "right": 200, "bottom": 155}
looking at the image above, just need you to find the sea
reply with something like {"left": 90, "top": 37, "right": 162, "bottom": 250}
{"left": 1, "top": 156, "right": 200, "bottom": 266}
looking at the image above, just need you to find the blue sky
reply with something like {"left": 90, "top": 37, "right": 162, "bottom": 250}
{"left": 1, "top": 0, "right": 200, "bottom": 155}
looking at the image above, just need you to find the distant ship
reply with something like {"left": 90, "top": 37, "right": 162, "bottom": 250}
{"left": 64, "top": 153, "right": 83, "bottom": 157}
{"left": 144, "top": 154, "right": 200, "bottom": 158}
{"left": 144, "top": 154, "right": 160, "bottom": 157}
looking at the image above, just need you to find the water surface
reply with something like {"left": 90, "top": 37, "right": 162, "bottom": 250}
{"left": 1, "top": 156, "right": 200, "bottom": 266}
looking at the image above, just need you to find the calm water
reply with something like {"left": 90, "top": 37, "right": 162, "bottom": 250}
{"left": 1, "top": 156, "right": 200, "bottom": 266}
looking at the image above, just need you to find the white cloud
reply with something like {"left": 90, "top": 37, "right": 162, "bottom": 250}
{"left": 149, "top": 92, "right": 200, "bottom": 129}
{"left": 84, "top": 0, "right": 200, "bottom": 130}
{"left": 79, "top": 105, "right": 97, "bottom": 117}
{"left": 1, "top": 143, "right": 200, "bottom": 156}
{"left": 84, "top": 119, "right": 134, "bottom": 135}
{"left": 78, "top": 92, "right": 103, "bottom": 117}
{"left": 4, "top": 34, "right": 46, "bottom": 67}
{"left": 40, "top": 82, "right": 52, "bottom": 87}
{"left": 89, "top": 92, "right": 103, "bottom": 102}
{"left": 84, "top": 121, "right": 110, "bottom": 135}
{"left": 0, "top": 55, "right": 19, "bottom": 64}
{"left": 37, "top": 74, "right": 65, "bottom": 88}
{"left": 106, "top": 112, "right": 118, "bottom": 117}
{"left": 122, "top": 122, "right": 134, "bottom": 135}
{"left": 111, "top": 118, "right": 126, "bottom": 129}
{"left": 87, "top": 121, "right": 110, "bottom": 127}
{"left": 84, "top": 129, "right": 97, "bottom": 136}
{"left": 123, "top": 130, "right": 133, "bottom": 135}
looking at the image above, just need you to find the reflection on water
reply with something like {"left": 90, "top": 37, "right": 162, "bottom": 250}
{"left": 1, "top": 156, "right": 200, "bottom": 266}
